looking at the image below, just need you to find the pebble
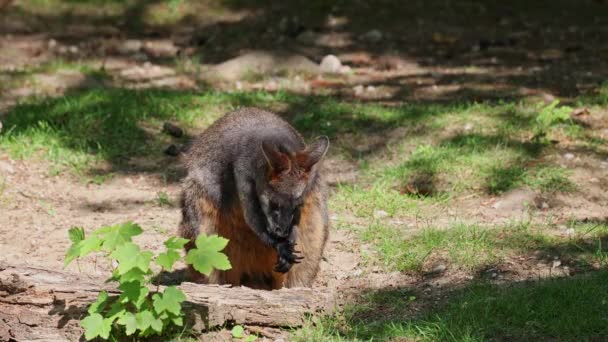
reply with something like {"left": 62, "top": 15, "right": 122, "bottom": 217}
{"left": 361, "top": 29, "right": 383, "bottom": 42}
{"left": 563, "top": 153, "right": 575, "bottom": 160}
{"left": 464, "top": 122, "right": 474, "bottom": 131}
{"left": 353, "top": 84, "right": 365, "bottom": 96}
{"left": 373, "top": 209, "right": 389, "bottom": 219}
{"left": 320, "top": 54, "right": 342, "bottom": 73}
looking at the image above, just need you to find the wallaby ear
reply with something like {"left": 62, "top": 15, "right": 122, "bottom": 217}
{"left": 261, "top": 141, "right": 291, "bottom": 174}
{"left": 297, "top": 136, "right": 330, "bottom": 171}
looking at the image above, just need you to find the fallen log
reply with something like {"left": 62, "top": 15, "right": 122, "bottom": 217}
{"left": 0, "top": 263, "right": 334, "bottom": 341}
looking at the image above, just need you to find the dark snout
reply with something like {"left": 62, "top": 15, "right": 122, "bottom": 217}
{"left": 270, "top": 217, "right": 293, "bottom": 239}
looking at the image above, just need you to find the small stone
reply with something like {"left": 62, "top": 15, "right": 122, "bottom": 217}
{"left": 162, "top": 122, "right": 184, "bottom": 138}
{"left": 235, "top": 81, "right": 243, "bottom": 90}
{"left": 352, "top": 269, "right": 363, "bottom": 277}
{"left": 431, "top": 264, "right": 446, "bottom": 273}
{"left": 320, "top": 54, "right": 342, "bottom": 74}
{"left": 565, "top": 228, "right": 575, "bottom": 237}
{"left": 600, "top": 162, "right": 608, "bottom": 169}
{"left": 68, "top": 46, "right": 79, "bottom": 54}
{"left": 296, "top": 30, "right": 317, "bottom": 44}
{"left": 164, "top": 144, "right": 180, "bottom": 156}
{"left": 464, "top": 122, "right": 474, "bottom": 131}
{"left": 118, "top": 39, "right": 143, "bottom": 54}
{"left": 552, "top": 260, "right": 562, "bottom": 268}
{"left": 590, "top": 178, "right": 600, "bottom": 183}
{"left": 563, "top": 153, "right": 575, "bottom": 160}
{"left": 361, "top": 29, "right": 383, "bottom": 43}
{"left": 48, "top": 39, "right": 57, "bottom": 48}
{"left": 541, "top": 202, "right": 549, "bottom": 209}
{"left": 365, "top": 85, "right": 376, "bottom": 92}
{"left": 353, "top": 84, "right": 365, "bottom": 95}
{"left": 373, "top": 209, "right": 389, "bottom": 219}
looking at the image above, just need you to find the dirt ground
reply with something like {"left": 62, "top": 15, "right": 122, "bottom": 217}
{"left": 1, "top": 0, "right": 608, "bottom": 340}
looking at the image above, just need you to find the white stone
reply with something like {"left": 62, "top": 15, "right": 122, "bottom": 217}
{"left": 320, "top": 54, "right": 342, "bottom": 73}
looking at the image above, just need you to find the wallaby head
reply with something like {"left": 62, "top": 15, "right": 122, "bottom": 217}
{"left": 258, "top": 136, "right": 329, "bottom": 239}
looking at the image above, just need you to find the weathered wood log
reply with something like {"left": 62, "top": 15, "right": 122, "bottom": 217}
{"left": 0, "top": 264, "right": 334, "bottom": 341}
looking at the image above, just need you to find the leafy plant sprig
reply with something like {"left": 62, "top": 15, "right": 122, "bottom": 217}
{"left": 65, "top": 222, "right": 231, "bottom": 340}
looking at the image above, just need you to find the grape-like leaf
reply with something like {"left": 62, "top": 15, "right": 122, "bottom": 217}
{"left": 152, "top": 286, "right": 186, "bottom": 315}
{"left": 172, "top": 316, "right": 183, "bottom": 327}
{"left": 87, "top": 291, "right": 109, "bottom": 314}
{"left": 99, "top": 222, "right": 143, "bottom": 252}
{"left": 65, "top": 235, "right": 103, "bottom": 267}
{"left": 164, "top": 236, "right": 189, "bottom": 250}
{"left": 155, "top": 250, "right": 180, "bottom": 270}
{"left": 136, "top": 310, "right": 155, "bottom": 331}
{"left": 68, "top": 227, "right": 85, "bottom": 243}
{"left": 81, "top": 313, "right": 112, "bottom": 341}
{"left": 185, "top": 234, "right": 231, "bottom": 276}
{"left": 117, "top": 312, "right": 138, "bottom": 336}
{"left": 115, "top": 268, "right": 147, "bottom": 284}
{"left": 232, "top": 325, "right": 244, "bottom": 338}
{"left": 246, "top": 335, "right": 258, "bottom": 342}
{"left": 110, "top": 242, "right": 153, "bottom": 275}
{"left": 118, "top": 281, "right": 149, "bottom": 309}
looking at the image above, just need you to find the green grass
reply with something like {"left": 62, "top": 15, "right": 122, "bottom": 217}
{"left": 294, "top": 270, "right": 608, "bottom": 341}
{"left": 0, "top": 85, "right": 583, "bottom": 195}
{"left": 359, "top": 221, "right": 608, "bottom": 273}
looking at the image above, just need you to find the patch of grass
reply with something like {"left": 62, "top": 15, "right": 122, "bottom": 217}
{"left": 156, "top": 191, "right": 173, "bottom": 206}
{"left": 361, "top": 221, "right": 608, "bottom": 273}
{"left": 294, "top": 271, "right": 608, "bottom": 341}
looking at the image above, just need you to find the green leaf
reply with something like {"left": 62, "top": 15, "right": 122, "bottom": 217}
{"left": 118, "top": 281, "right": 149, "bottom": 309}
{"left": 136, "top": 310, "right": 163, "bottom": 334}
{"left": 115, "top": 268, "right": 147, "bottom": 284}
{"left": 150, "top": 316, "right": 163, "bottom": 333}
{"left": 99, "top": 222, "right": 143, "bottom": 252}
{"left": 232, "top": 325, "right": 244, "bottom": 338}
{"left": 65, "top": 235, "right": 103, "bottom": 267}
{"left": 68, "top": 227, "right": 85, "bottom": 243}
{"left": 117, "top": 312, "right": 138, "bottom": 336}
{"left": 81, "top": 313, "right": 112, "bottom": 341}
{"left": 185, "top": 234, "right": 231, "bottom": 276}
{"left": 164, "top": 236, "right": 189, "bottom": 250}
{"left": 152, "top": 286, "right": 186, "bottom": 315}
{"left": 172, "top": 316, "right": 183, "bottom": 327}
{"left": 155, "top": 250, "right": 180, "bottom": 270}
{"left": 246, "top": 335, "right": 258, "bottom": 342}
{"left": 110, "top": 242, "right": 153, "bottom": 275}
{"left": 87, "top": 291, "right": 109, "bottom": 314}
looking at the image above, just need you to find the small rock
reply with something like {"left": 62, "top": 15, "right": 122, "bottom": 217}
{"left": 353, "top": 84, "right": 365, "bottom": 96}
{"left": 565, "top": 228, "right": 575, "bottom": 237}
{"left": 552, "top": 260, "right": 562, "bottom": 268}
{"left": 118, "top": 39, "right": 142, "bottom": 54}
{"left": 590, "top": 178, "right": 600, "bottom": 183}
{"left": 365, "top": 85, "right": 376, "bottom": 92}
{"left": 431, "top": 264, "right": 446, "bottom": 273}
{"left": 68, "top": 45, "right": 79, "bottom": 54}
{"left": 320, "top": 54, "right": 342, "bottom": 74}
{"left": 48, "top": 39, "right": 57, "bottom": 48}
{"left": 235, "top": 81, "right": 243, "bottom": 90}
{"left": 464, "top": 122, "right": 474, "bottom": 131}
{"left": 296, "top": 30, "right": 317, "bottom": 44}
{"left": 164, "top": 144, "right": 181, "bottom": 156}
{"left": 540, "top": 202, "right": 549, "bottom": 209}
{"left": 373, "top": 209, "right": 389, "bottom": 219}
{"left": 162, "top": 122, "right": 184, "bottom": 138}
{"left": 361, "top": 29, "right": 383, "bottom": 43}
{"left": 563, "top": 153, "right": 575, "bottom": 161}
{"left": 600, "top": 162, "right": 608, "bottom": 169}
{"left": 352, "top": 269, "right": 363, "bottom": 277}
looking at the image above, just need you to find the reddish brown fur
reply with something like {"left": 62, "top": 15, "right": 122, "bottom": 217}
{"left": 186, "top": 193, "right": 326, "bottom": 290}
